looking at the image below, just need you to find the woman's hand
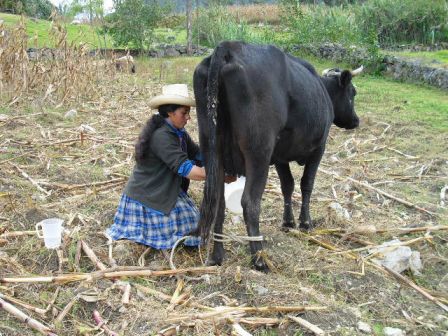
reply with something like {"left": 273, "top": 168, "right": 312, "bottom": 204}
{"left": 187, "top": 168, "right": 236, "bottom": 184}
{"left": 186, "top": 166, "right": 206, "bottom": 181}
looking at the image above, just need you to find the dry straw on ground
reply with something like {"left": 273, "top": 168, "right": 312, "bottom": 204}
{"left": 1, "top": 18, "right": 447, "bottom": 336}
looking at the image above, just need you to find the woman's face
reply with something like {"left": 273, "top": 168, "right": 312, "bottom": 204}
{"left": 168, "top": 106, "right": 191, "bottom": 129}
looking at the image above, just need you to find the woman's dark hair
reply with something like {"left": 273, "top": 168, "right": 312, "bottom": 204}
{"left": 135, "top": 104, "right": 182, "bottom": 163}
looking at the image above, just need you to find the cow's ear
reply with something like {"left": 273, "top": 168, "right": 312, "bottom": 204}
{"left": 339, "top": 70, "right": 352, "bottom": 87}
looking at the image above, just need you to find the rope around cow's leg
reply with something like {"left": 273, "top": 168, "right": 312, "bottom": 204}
{"left": 169, "top": 236, "right": 209, "bottom": 282}
{"left": 169, "top": 233, "right": 264, "bottom": 281}
{"left": 138, "top": 247, "right": 151, "bottom": 267}
{"left": 169, "top": 236, "right": 189, "bottom": 270}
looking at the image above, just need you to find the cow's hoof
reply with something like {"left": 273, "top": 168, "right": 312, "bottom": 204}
{"left": 299, "top": 221, "right": 313, "bottom": 231}
{"left": 207, "top": 245, "right": 225, "bottom": 266}
{"left": 252, "top": 254, "right": 270, "bottom": 273}
{"left": 253, "top": 259, "right": 270, "bottom": 273}
{"left": 282, "top": 220, "right": 296, "bottom": 229}
{"left": 206, "top": 258, "right": 222, "bottom": 266}
{"left": 281, "top": 221, "right": 296, "bottom": 232}
{"left": 206, "top": 251, "right": 223, "bottom": 266}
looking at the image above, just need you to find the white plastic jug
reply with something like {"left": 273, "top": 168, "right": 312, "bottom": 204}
{"left": 224, "top": 176, "right": 245, "bottom": 214}
{"left": 35, "top": 218, "right": 64, "bottom": 249}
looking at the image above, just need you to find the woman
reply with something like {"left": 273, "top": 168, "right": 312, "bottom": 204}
{"left": 107, "top": 84, "right": 205, "bottom": 249}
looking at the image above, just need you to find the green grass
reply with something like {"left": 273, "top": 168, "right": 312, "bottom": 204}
{"left": 294, "top": 53, "right": 448, "bottom": 131}
{"left": 1, "top": 13, "right": 193, "bottom": 49}
{"left": 355, "top": 75, "right": 448, "bottom": 130}
{"left": 255, "top": 330, "right": 281, "bottom": 336}
{"left": 373, "top": 323, "right": 385, "bottom": 335}
{"left": 0, "top": 13, "right": 113, "bottom": 48}
{"left": 154, "top": 27, "right": 187, "bottom": 45}
{"left": 389, "top": 50, "right": 448, "bottom": 68}
{"left": 134, "top": 56, "right": 201, "bottom": 86}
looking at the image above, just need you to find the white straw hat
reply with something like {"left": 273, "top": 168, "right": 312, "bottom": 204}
{"left": 149, "top": 84, "right": 196, "bottom": 109}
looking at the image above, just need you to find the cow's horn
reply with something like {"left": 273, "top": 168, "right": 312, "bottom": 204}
{"left": 322, "top": 68, "right": 341, "bottom": 77}
{"left": 351, "top": 65, "right": 364, "bottom": 76}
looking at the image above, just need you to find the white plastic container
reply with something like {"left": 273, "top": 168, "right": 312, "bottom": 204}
{"left": 224, "top": 176, "right": 246, "bottom": 214}
{"left": 35, "top": 218, "right": 64, "bottom": 249}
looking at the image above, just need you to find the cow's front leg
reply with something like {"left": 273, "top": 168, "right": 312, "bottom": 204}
{"left": 275, "top": 163, "right": 295, "bottom": 230}
{"left": 207, "top": 195, "right": 226, "bottom": 266}
{"left": 299, "top": 148, "right": 324, "bottom": 231}
{"left": 242, "top": 161, "right": 270, "bottom": 272}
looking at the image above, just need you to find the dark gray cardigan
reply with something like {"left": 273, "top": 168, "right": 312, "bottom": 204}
{"left": 124, "top": 123, "right": 200, "bottom": 215}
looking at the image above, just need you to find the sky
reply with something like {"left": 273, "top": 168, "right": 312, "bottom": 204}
{"left": 48, "top": 0, "right": 114, "bottom": 12}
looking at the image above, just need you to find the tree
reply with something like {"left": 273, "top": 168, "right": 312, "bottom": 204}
{"left": 68, "top": 0, "right": 104, "bottom": 23}
{"left": 0, "top": 0, "right": 54, "bottom": 19}
{"left": 57, "top": 2, "right": 71, "bottom": 17}
{"left": 186, "top": 0, "right": 192, "bottom": 55}
{"left": 105, "top": 0, "right": 171, "bottom": 51}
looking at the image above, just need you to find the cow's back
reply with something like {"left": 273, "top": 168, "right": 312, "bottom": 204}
{"left": 216, "top": 42, "right": 334, "bottom": 163}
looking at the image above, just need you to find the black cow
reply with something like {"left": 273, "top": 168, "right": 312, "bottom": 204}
{"left": 193, "top": 41, "right": 362, "bottom": 271}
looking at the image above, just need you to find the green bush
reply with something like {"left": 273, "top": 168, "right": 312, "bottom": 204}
{"left": 280, "top": 4, "right": 364, "bottom": 46}
{"left": 192, "top": 5, "right": 279, "bottom": 48}
{"left": 354, "top": 0, "right": 448, "bottom": 46}
{"left": 278, "top": 1, "right": 447, "bottom": 71}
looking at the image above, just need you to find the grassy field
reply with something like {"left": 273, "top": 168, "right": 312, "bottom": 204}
{"left": 154, "top": 27, "right": 187, "bottom": 45}
{"left": 0, "top": 12, "right": 191, "bottom": 49}
{"left": 0, "top": 13, "right": 113, "bottom": 48}
{"left": 0, "top": 52, "right": 447, "bottom": 335}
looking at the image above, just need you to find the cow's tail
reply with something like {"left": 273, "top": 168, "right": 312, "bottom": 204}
{"left": 199, "top": 44, "right": 227, "bottom": 243}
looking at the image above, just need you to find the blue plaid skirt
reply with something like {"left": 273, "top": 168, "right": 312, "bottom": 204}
{"left": 107, "top": 193, "right": 201, "bottom": 249}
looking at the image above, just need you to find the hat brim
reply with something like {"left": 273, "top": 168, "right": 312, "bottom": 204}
{"left": 149, "top": 94, "right": 196, "bottom": 109}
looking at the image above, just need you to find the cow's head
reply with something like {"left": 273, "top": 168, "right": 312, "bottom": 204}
{"left": 322, "top": 66, "right": 363, "bottom": 129}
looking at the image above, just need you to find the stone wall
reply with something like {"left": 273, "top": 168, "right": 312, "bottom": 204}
{"left": 147, "top": 44, "right": 211, "bottom": 58}
{"left": 26, "top": 43, "right": 448, "bottom": 90}
{"left": 27, "top": 44, "right": 211, "bottom": 61}
{"left": 386, "top": 43, "right": 448, "bottom": 52}
{"left": 383, "top": 55, "right": 448, "bottom": 90}
{"left": 290, "top": 43, "right": 448, "bottom": 90}
{"left": 91, "top": 44, "right": 212, "bottom": 58}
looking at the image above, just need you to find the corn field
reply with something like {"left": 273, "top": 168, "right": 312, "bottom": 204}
{"left": 0, "top": 17, "right": 117, "bottom": 108}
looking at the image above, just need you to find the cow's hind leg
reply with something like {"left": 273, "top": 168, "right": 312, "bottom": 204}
{"left": 298, "top": 147, "right": 324, "bottom": 230}
{"left": 220, "top": 60, "right": 275, "bottom": 271}
{"left": 275, "top": 163, "right": 296, "bottom": 230}
{"left": 242, "top": 158, "right": 272, "bottom": 272}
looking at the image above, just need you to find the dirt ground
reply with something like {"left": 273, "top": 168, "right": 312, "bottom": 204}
{"left": 0, "top": 59, "right": 447, "bottom": 336}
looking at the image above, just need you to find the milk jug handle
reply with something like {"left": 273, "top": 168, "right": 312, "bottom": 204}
{"left": 35, "top": 222, "right": 44, "bottom": 238}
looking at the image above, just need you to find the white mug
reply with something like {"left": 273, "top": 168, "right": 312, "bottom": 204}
{"left": 35, "top": 218, "right": 64, "bottom": 249}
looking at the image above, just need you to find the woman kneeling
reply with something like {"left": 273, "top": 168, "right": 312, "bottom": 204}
{"left": 107, "top": 84, "right": 205, "bottom": 249}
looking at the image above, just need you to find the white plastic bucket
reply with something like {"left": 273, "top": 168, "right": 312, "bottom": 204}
{"left": 224, "top": 176, "right": 246, "bottom": 214}
{"left": 35, "top": 218, "right": 64, "bottom": 249}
